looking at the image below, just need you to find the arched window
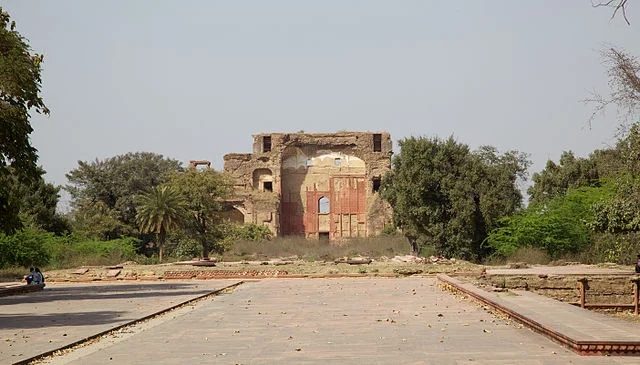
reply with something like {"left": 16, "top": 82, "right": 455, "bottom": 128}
{"left": 318, "top": 196, "right": 330, "bottom": 214}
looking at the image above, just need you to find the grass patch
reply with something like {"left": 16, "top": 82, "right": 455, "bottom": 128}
{"left": 484, "top": 247, "right": 550, "bottom": 266}
{"left": 0, "top": 268, "right": 28, "bottom": 282}
{"left": 506, "top": 247, "right": 550, "bottom": 265}
{"left": 43, "top": 237, "right": 140, "bottom": 269}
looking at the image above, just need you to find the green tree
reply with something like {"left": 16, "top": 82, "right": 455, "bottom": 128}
{"left": 71, "top": 200, "right": 132, "bottom": 240}
{"left": 12, "top": 167, "right": 70, "bottom": 234}
{"left": 527, "top": 151, "right": 600, "bottom": 205}
{"left": 168, "top": 168, "right": 233, "bottom": 259}
{"left": 135, "top": 185, "right": 186, "bottom": 262}
{"left": 0, "top": 228, "right": 51, "bottom": 268}
{"left": 0, "top": 7, "right": 50, "bottom": 234}
{"left": 381, "top": 136, "right": 529, "bottom": 261}
{"left": 485, "top": 184, "right": 614, "bottom": 259}
{"left": 66, "top": 152, "right": 182, "bottom": 239}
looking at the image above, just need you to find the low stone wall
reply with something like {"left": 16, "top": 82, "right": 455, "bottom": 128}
{"left": 0, "top": 283, "right": 45, "bottom": 297}
{"left": 479, "top": 274, "right": 638, "bottom": 305}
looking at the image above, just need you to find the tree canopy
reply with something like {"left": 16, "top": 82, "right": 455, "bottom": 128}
{"left": 381, "top": 136, "right": 529, "bottom": 261}
{"left": 527, "top": 151, "right": 600, "bottom": 205}
{"left": 0, "top": 7, "right": 49, "bottom": 234}
{"left": 167, "top": 168, "right": 234, "bottom": 259}
{"left": 135, "top": 185, "right": 186, "bottom": 262}
{"left": 65, "top": 152, "right": 182, "bottom": 239}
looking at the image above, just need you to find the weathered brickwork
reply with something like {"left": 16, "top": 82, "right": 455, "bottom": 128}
{"left": 223, "top": 132, "right": 394, "bottom": 240}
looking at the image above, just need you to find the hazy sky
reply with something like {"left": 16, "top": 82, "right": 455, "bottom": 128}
{"left": 3, "top": 2, "right": 639, "bottom": 203}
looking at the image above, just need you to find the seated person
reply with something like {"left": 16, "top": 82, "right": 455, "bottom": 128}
{"left": 32, "top": 268, "right": 44, "bottom": 285}
{"left": 24, "top": 267, "right": 35, "bottom": 284}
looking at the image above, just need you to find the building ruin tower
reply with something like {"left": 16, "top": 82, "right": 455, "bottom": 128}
{"left": 223, "top": 132, "right": 394, "bottom": 240}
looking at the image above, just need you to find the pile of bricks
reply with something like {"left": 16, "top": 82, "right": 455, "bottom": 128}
{"left": 163, "top": 270, "right": 288, "bottom": 280}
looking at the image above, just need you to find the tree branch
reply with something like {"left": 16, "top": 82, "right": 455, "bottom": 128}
{"left": 592, "top": 0, "right": 631, "bottom": 25}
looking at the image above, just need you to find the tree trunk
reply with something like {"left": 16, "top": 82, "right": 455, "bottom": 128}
{"left": 158, "top": 226, "right": 166, "bottom": 262}
{"left": 407, "top": 235, "right": 420, "bottom": 256}
{"left": 202, "top": 241, "right": 209, "bottom": 259}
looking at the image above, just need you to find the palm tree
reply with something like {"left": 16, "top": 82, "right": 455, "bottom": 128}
{"left": 135, "top": 185, "right": 186, "bottom": 262}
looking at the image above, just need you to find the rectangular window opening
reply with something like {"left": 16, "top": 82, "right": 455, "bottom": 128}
{"left": 373, "top": 134, "right": 382, "bottom": 152}
{"left": 319, "top": 232, "right": 330, "bottom": 241}
{"left": 263, "top": 136, "right": 272, "bottom": 152}
{"left": 372, "top": 177, "right": 381, "bottom": 192}
{"left": 263, "top": 181, "right": 273, "bottom": 192}
{"left": 334, "top": 158, "right": 341, "bottom": 166}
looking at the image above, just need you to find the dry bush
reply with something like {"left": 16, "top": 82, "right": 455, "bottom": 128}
{"left": 222, "top": 235, "right": 411, "bottom": 261}
{"left": 507, "top": 247, "right": 550, "bottom": 265}
{"left": 0, "top": 268, "right": 28, "bottom": 282}
{"left": 485, "top": 247, "right": 550, "bottom": 266}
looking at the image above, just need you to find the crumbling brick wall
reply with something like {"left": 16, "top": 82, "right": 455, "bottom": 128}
{"left": 223, "top": 132, "right": 394, "bottom": 240}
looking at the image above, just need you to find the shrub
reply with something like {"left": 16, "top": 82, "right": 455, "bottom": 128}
{"left": 171, "top": 237, "right": 201, "bottom": 260}
{"left": 380, "top": 225, "right": 399, "bottom": 236}
{"left": 505, "top": 247, "right": 550, "bottom": 265}
{"left": 234, "top": 223, "right": 273, "bottom": 241}
{"left": 579, "top": 232, "right": 640, "bottom": 264}
{"left": 0, "top": 229, "right": 52, "bottom": 268}
{"left": 484, "top": 185, "right": 611, "bottom": 259}
{"left": 42, "top": 236, "right": 140, "bottom": 269}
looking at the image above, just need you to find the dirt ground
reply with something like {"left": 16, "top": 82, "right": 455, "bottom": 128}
{"left": 37, "top": 257, "right": 479, "bottom": 282}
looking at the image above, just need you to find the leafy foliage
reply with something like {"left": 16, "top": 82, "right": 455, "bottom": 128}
{"left": 71, "top": 200, "right": 133, "bottom": 240}
{"left": 485, "top": 184, "right": 615, "bottom": 258}
{"left": 66, "top": 152, "right": 182, "bottom": 239}
{"left": 0, "top": 166, "right": 70, "bottom": 235}
{"left": 233, "top": 223, "right": 273, "bottom": 241}
{"left": 135, "top": 185, "right": 186, "bottom": 261}
{"left": 527, "top": 151, "right": 600, "bottom": 205}
{"left": 0, "top": 7, "right": 50, "bottom": 234}
{"left": 43, "top": 236, "right": 139, "bottom": 269}
{"left": 167, "top": 168, "right": 234, "bottom": 258}
{"left": 381, "top": 136, "right": 529, "bottom": 260}
{"left": 0, "top": 228, "right": 51, "bottom": 268}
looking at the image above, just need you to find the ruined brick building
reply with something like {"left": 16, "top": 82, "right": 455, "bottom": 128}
{"left": 223, "top": 132, "right": 394, "bottom": 240}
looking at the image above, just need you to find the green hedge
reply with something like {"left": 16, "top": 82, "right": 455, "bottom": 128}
{"left": 0, "top": 228, "right": 140, "bottom": 269}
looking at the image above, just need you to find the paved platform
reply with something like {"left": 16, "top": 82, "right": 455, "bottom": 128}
{"left": 438, "top": 275, "right": 640, "bottom": 355}
{"left": 32, "top": 278, "right": 640, "bottom": 364}
{"left": 0, "top": 280, "right": 241, "bottom": 364}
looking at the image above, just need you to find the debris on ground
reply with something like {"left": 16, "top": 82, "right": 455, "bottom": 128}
{"left": 429, "top": 256, "right": 455, "bottom": 265}
{"left": 508, "top": 262, "right": 529, "bottom": 269}
{"left": 393, "top": 268, "right": 424, "bottom": 276}
{"left": 392, "top": 255, "right": 426, "bottom": 264}
{"left": 347, "top": 257, "right": 372, "bottom": 265}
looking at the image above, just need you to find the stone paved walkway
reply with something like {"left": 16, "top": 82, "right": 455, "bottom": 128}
{"left": 0, "top": 280, "right": 240, "bottom": 364}
{"left": 35, "top": 278, "right": 640, "bottom": 364}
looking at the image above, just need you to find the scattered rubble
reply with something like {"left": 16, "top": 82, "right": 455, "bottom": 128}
{"left": 393, "top": 268, "right": 424, "bottom": 276}
{"left": 347, "top": 257, "right": 372, "bottom": 265}
{"left": 508, "top": 262, "right": 529, "bottom": 269}
{"left": 392, "top": 255, "right": 425, "bottom": 264}
{"left": 106, "top": 269, "right": 121, "bottom": 278}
